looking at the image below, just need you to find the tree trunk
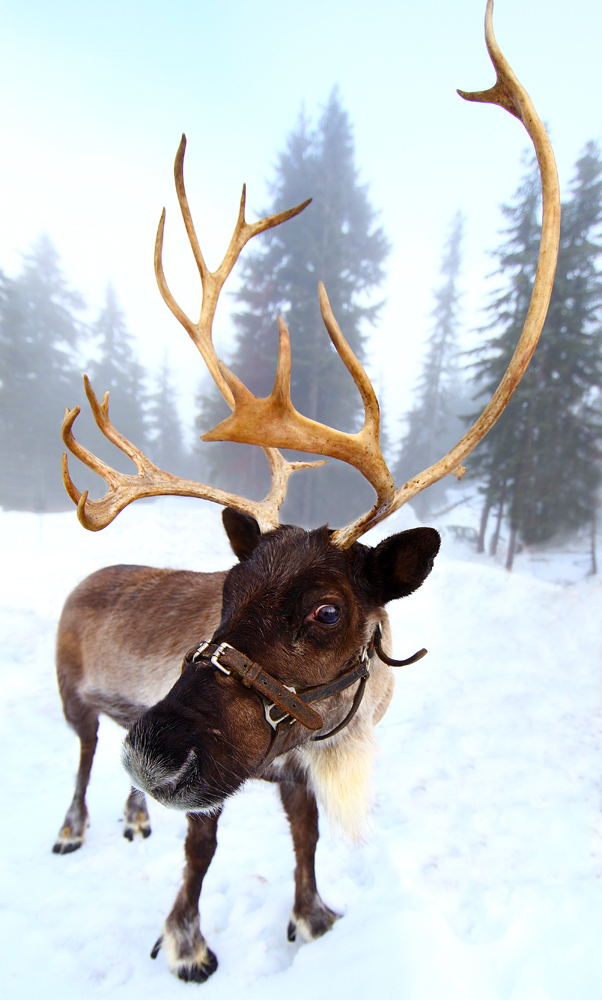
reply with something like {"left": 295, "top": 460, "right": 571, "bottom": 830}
{"left": 477, "top": 496, "right": 491, "bottom": 553}
{"left": 506, "top": 524, "right": 518, "bottom": 571}
{"left": 489, "top": 483, "right": 506, "bottom": 557}
{"left": 589, "top": 507, "right": 597, "bottom": 576}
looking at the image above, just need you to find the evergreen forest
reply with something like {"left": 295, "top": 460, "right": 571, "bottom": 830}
{"left": 196, "top": 90, "right": 390, "bottom": 527}
{"left": 1, "top": 99, "right": 601, "bottom": 570}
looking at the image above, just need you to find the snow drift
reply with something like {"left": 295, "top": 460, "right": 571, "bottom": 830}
{"left": 1, "top": 499, "right": 601, "bottom": 999}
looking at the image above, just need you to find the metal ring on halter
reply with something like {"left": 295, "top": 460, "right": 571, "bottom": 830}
{"left": 263, "top": 686, "right": 298, "bottom": 730}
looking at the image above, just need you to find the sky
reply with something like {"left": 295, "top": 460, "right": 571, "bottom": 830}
{"left": 2, "top": 0, "right": 601, "bottom": 449}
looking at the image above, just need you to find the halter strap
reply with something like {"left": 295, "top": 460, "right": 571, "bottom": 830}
{"left": 181, "top": 627, "right": 427, "bottom": 767}
{"left": 183, "top": 640, "right": 372, "bottom": 733}
{"left": 186, "top": 641, "right": 324, "bottom": 729}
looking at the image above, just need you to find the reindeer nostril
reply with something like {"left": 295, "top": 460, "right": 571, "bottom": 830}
{"left": 122, "top": 738, "right": 199, "bottom": 800}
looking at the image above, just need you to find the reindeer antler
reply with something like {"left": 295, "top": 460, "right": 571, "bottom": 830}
{"left": 62, "top": 377, "right": 321, "bottom": 532}
{"left": 201, "top": 0, "right": 560, "bottom": 548}
{"left": 63, "top": 1, "right": 559, "bottom": 545}
{"left": 62, "top": 143, "right": 322, "bottom": 531}
{"left": 202, "top": 290, "right": 396, "bottom": 513}
{"left": 154, "top": 135, "right": 311, "bottom": 406}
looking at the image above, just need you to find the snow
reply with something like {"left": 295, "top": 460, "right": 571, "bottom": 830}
{"left": 1, "top": 498, "right": 601, "bottom": 999}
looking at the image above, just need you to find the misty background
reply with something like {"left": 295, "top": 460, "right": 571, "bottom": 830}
{"left": 1, "top": 0, "right": 601, "bottom": 565}
{"left": 2, "top": 5, "right": 602, "bottom": 994}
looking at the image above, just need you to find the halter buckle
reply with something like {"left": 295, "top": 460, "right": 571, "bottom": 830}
{"left": 192, "top": 641, "right": 210, "bottom": 662}
{"left": 210, "top": 642, "right": 234, "bottom": 675}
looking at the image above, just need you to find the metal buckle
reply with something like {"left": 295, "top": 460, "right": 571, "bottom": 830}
{"left": 192, "top": 641, "right": 210, "bottom": 662}
{"left": 211, "top": 642, "right": 234, "bottom": 675}
{"left": 263, "top": 686, "right": 297, "bottom": 731}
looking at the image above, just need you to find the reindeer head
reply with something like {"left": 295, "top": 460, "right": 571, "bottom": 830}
{"left": 62, "top": 1, "right": 560, "bottom": 827}
{"left": 121, "top": 513, "right": 440, "bottom": 814}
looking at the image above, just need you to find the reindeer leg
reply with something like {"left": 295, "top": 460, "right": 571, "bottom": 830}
{"left": 151, "top": 810, "right": 221, "bottom": 983}
{"left": 53, "top": 709, "right": 99, "bottom": 854}
{"left": 279, "top": 777, "right": 341, "bottom": 943}
{"left": 123, "top": 786, "right": 151, "bottom": 840}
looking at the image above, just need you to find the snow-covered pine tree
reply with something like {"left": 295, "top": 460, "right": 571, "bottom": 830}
{"left": 393, "top": 211, "right": 465, "bottom": 517}
{"left": 196, "top": 90, "right": 389, "bottom": 526}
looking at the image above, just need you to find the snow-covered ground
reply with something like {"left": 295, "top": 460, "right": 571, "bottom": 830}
{"left": 1, "top": 498, "right": 601, "bottom": 999}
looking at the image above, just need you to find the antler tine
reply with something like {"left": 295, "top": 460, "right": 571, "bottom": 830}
{"left": 153, "top": 134, "right": 317, "bottom": 518}
{"left": 317, "top": 284, "right": 395, "bottom": 519}
{"left": 261, "top": 449, "right": 328, "bottom": 524}
{"left": 61, "top": 376, "right": 321, "bottom": 533}
{"left": 328, "top": 0, "right": 561, "bottom": 548}
{"left": 61, "top": 376, "right": 155, "bottom": 499}
{"left": 201, "top": 291, "right": 395, "bottom": 506}
{"left": 154, "top": 134, "right": 312, "bottom": 409}
{"left": 63, "top": 137, "right": 321, "bottom": 533}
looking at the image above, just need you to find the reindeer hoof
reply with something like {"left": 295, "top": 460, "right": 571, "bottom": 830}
{"left": 52, "top": 821, "right": 87, "bottom": 854}
{"left": 176, "top": 949, "right": 218, "bottom": 983}
{"left": 154, "top": 925, "right": 218, "bottom": 983}
{"left": 287, "top": 899, "right": 341, "bottom": 942}
{"left": 52, "top": 837, "right": 84, "bottom": 855}
{"left": 123, "top": 822, "right": 151, "bottom": 841}
{"left": 123, "top": 810, "right": 152, "bottom": 841}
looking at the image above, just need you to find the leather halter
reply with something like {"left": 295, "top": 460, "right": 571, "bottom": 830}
{"left": 182, "top": 627, "right": 427, "bottom": 764}
{"left": 183, "top": 639, "right": 371, "bottom": 738}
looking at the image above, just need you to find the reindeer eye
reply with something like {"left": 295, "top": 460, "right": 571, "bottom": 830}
{"left": 312, "top": 604, "right": 341, "bottom": 625}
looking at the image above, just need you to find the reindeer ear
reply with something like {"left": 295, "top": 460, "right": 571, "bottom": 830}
{"left": 365, "top": 527, "right": 440, "bottom": 604}
{"left": 222, "top": 509, "right": 262, "bottom": 561}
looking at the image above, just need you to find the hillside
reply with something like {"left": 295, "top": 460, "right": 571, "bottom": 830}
{"left": 1, "top": 500, "right": 601, "bottom": 999}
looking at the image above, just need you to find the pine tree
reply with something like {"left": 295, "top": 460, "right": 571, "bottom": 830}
{"left": 470, "top": 144, "right": 602, "bottom": 567}
{"left": 393, "top": 211, "right": 466, "bottom": 517}
{"left": 75, "top": 283, "right": 150, "bottom": 492}
{"left": 0, "top": 236, "right": 84, "bottom": 510}
{"left": 196, "top": 90, "right": 389, "bottom": 526}
{"left": 147, "top": 356, "right": 191, "bottom": 478}
{"left": 469, "top": 156, "right": 541, "bottom": 555}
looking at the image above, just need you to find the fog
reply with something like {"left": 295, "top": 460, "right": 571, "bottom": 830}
{"left": 2, "top": 0, "right": 601, "bottom": 440}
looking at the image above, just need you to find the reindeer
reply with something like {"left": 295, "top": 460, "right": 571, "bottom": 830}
{"left": 53, "top": 2, "right": 560, "bottom": 983}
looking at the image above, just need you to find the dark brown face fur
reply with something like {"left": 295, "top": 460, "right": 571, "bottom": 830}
{"left": 122, "top": 511, "right": 440, "bottom": 813}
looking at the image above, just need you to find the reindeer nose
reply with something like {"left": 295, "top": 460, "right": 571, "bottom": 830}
{"left": 122, "top": 715, "right": 199, "bottom": 805}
